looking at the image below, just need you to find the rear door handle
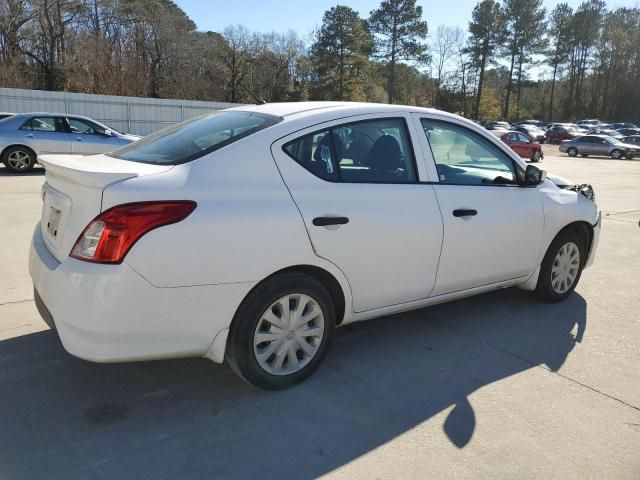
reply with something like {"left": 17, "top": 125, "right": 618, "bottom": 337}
{"left": 453, "top": 209, "right": 477, "bottom": 217}
{"left": 313, "top": 216, "right": 349, "bottom": 226}
{"left": 76, "top": 137, "right": 83, "bottom": 141}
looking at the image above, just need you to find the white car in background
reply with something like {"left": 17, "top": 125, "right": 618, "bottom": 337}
{"left": 29, "top": 102, "right": 601, "bottom": 390}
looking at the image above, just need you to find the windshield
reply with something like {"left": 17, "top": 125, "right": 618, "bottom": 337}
{"left": 606, "top": 136, "right": 624, "bottom": 145}
{"left": 109, "top": 111, "right": 281, "bottom": 165}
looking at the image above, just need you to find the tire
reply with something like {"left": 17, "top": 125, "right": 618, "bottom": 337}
{"left": 225, "top": 272, "right": 335, "bottom": 390}
{"left": 2, "top": 146, "right": 36, "bottom": 173}
{"left": 580, "top": 154, "right": 589, "bottom": 157}
{"left": 531, "top": 150, "right": 542, "bottom": 162}
{"left": 610, "top": 149, "right": 623, "bottom": 159}
{"left": 567, "top": 147, "right": 578, "bottom": 157}
{"left": 535, "top": 228, "right": 586, "bottom": 302}
{"left": 626, "top": 154, "right": 634, "bottom": 160}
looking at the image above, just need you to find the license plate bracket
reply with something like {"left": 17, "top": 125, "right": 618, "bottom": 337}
{"left": 47, "top": 207, "right": 62, "bottom": 239}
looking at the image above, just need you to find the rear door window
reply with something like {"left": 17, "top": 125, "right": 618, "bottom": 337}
{"left": 283, "top": 118, "right": 417, "bottom": 183}
{"left": 21, "top": 117, "right": 64, "bottom": 132}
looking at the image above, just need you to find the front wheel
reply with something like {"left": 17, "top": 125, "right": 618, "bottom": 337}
{"left": 567, "top": 147, "right": 578, "bottom": 157}
{"left": 610, "top": 149, "right": 623, "bottom": 159}
{"left": 535, "top": 229, "right": 586, "bottom": 302}
{"left": 226, "top": 272, "right": 335, "bottom": 390}
{"left": 2, "top": 146, "right": 36, "bottom": 173}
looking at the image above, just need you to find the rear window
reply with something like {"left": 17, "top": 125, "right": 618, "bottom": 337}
{"left": 109, "top": 111, "right": 281, "bottom": 165}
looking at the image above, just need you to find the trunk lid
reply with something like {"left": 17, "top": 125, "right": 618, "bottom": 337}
{"left": 38, "top": 154, "right": 172, "bottom": 262}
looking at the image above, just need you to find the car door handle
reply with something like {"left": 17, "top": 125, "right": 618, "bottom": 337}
{"left": 75, "top": 137, "right": 82, "bottom": 141}
{"left": 313, "top": 216, "right": 349, "bottom": 226}
{"left": 25, "top": 133, "right": 34, "bottom": 138}
{"left": 453, "top": 209, "right": 477, "bottom": 217}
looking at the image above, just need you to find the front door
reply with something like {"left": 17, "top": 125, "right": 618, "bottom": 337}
{"left": 271, "top": 114, "right": 444, "bottom": 312}
{"left": 414, "top": 115, "right": 544, "bottom": 295}
{"left": 67, "top": 117, "right": 120, "bottom": 154}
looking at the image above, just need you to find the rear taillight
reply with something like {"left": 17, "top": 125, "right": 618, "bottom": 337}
{"left": 70, "top": 201, "right": 196, "bottom": 264}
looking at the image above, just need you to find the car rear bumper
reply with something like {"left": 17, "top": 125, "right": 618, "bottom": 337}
{"left": 29, "top": 224, "right": 254, "bottom": 364}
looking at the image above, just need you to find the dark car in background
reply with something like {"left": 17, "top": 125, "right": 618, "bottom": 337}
{"left": 621, "top": 135, "right": 640, "bottom": 146}
{"left": 545, "top": 125, "right": 580, "bottom": 143}
{"left": 615, "top": 128, "right": 640, "bottom": 137}
{"left": 559, "top": 134, "right": 639, "bottom": 159}
{"left": 0, "top": 112, "right": 14, "bottom": 120}
{"left": 610, "top": 122, "right": 637, "bottom": 130}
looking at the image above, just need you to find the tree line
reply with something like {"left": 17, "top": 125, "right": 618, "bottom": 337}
{"left": 0, "top": 0, "right": 638, "bottom": 121}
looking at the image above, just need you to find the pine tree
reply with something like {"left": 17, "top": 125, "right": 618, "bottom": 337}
{"left": 311, "top": 5, "right": 372, "bottom": 101}
{"left": 467, "top": 0, "right": 505, "bottom": 119}
{"left": 368, "top": 0, "right": 428, "bottom": 104}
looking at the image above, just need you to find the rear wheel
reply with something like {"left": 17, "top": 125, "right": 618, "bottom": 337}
{"left": 610, "top": 149, "right": 623, "bottom": 159}
{"left": 535, "top": 229, "right": 586, "bottom": 302}
{"left": 2, "top": 146, "right": 36, "bottom": 173}
{"left": 567, "top": 147, "right": 578, "bottom": 157}
{"left": 226, "top": 272, "right": 335, "bottom": 390}
{"left": 580, "top": 154, "right": 589, "bottom": 157}
{"left": 626, "top": 154, "right": 634, "bottom": 160}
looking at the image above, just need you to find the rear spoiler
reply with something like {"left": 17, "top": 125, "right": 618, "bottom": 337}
{"left": 38, "top": 154, "right": 170, "bottom": 189}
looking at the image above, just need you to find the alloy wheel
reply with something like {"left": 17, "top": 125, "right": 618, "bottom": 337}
{"left": 550, "top": 242, "right": 580, "bottom": 294}
{"left": 7, "top": 150, "right": 32, "bottom": 170}
{"left": 253, "top": 294, "right": 325, "bottom": 376}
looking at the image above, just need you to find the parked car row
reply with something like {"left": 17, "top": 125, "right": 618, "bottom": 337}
{"left": 0, "top": 112, "right": 141, "bottom": 173}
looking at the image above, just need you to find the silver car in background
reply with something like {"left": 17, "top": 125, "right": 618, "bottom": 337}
{"left": 559, "top": 134, "right": 639, "bottom": 160}
{"left": 0, "top": 113, "right": 141, "bottom": 173}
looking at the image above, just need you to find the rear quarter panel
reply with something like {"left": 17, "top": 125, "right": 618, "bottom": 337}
{"left": 104, "top": 135, "right": 350, "bottom": 295}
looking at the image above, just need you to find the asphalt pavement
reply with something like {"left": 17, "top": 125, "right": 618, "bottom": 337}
{"left": 0, "top": 146, "right": 638, "bottom": 479}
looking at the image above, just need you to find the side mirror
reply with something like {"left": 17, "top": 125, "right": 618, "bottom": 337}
{"left": 523, "top": 164, "right": 546, "bottom": 186}
{"left": 103, "top": 129, "right": 113, "bottom": 137}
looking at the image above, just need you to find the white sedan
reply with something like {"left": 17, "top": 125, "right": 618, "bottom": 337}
{"left": 29, "top": 102, "right": 601, "bottom": 390}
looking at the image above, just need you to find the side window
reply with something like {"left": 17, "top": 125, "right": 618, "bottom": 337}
{"left": 517, "top": 133, "right": 530, "bottom": 143}
{"left": 507, "top": 133, "right": 518, "bottom": 141}
{"left": 283, "top": 118, "right": 417, "bottom": 183}
{"left": 421, "top": 119, "right": 517, "bottom": 186}
{"left": 68, "top": 118, "right": 104, "bottom": 135}
{"left": 21, "top": 117, "right": 57, "bottom": 132}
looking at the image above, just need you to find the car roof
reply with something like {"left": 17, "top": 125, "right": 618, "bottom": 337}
{"left": 6, "top": 112, "right": 96, "bottom": 120}
{"left": 228, "top": 101, "right": 447, "bottom": 121}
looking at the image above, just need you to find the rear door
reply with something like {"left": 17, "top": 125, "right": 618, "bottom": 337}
{"left": 271, "top": 114, "right": 444, "bottom": 313}
{"left": 413, "top": 114, "right": 544, "bottom": 295}
{"left": 20, "top": 116, "right": 72, "bottom": 154}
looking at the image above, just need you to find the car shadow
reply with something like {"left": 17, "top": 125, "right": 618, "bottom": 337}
{"left": 0, "top": 288, "right": 586, "bottom": 479}
{"left": 0, "top": 165, "right": 45, "bottom": 176}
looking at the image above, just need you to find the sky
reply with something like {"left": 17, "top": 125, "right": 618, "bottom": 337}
{"left": 174, "top": 0, "right": 638, "bottom": 37}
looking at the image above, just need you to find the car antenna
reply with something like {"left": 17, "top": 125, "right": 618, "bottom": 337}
{"left": 236, "top": 80, "right": 267, "bottom": 105}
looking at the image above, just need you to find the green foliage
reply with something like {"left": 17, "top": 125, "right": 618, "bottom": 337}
{"left": 368, "top": 0, "right": 428, "bottom": 103}
{"left": 310, "top": 5, "right": 372, "bottom": 101}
